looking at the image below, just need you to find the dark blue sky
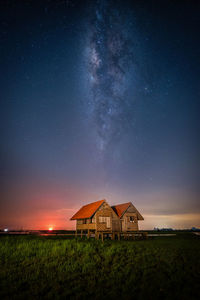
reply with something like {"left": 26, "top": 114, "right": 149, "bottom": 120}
{"left": 0, "top": 0, "right": 199, "bottom": 229}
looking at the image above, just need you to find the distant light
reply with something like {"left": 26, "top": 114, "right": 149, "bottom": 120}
{"left": 4, "top": 228, "right": 8, "bottom": 232}
{"left": 49, "top": 227, "right": 53, "bottom": 231}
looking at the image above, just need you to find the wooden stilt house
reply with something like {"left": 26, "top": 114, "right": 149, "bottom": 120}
{"left": 70, "top": 199, "right": 144, "bottom": 234}
{"left": 70, "top": 199, "right": 120, "bottom": 234}
{"left": 112, "top": 202, "right": 144, "bottom": 231}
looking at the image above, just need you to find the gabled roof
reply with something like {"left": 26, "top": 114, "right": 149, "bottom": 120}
{"left": 70, "top": 199, "right": 105, "bottom": 220}
{"left": 111, "top": 202, "right": 130, "bottom": 218}
{"left": 112, "top": 202, "right": 144, "bottom": 220}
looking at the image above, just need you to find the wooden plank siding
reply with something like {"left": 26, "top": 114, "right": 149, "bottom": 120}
{"left": 96, "top": 201, "right": 119, "bottom": 232}
{"left": 121, "top": 213, "right": 139, "bottom": 231}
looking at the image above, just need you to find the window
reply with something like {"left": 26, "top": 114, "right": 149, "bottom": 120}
{"left": 106, "top": 217, "right": 111, "bottom": 228}
{"left": 99, "top": 216, "right": 111, "bottom": 228}
{"left": 129, "top": 216, "right": 136, "bottom": 223}
{"left": 99, "top": 216, "right": 106, "bottom": 223}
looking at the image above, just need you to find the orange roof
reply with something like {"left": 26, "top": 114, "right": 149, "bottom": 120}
{"left": 111, "top": 202, "right": 131, "bottom": 218}
{"left": 70, "top": 199, "right": 105, "bottom": 220}
{"left": 112, "top": 202, "right": 144, "bottom": 220}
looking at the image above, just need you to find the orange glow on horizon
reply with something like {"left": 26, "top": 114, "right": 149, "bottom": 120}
{"left": 48, "top": 227, "right": 53, "bottom": 231}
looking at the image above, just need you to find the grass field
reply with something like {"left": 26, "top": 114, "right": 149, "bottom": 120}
{"left": 0, "top": 233, "right": 199, "bottom": 299}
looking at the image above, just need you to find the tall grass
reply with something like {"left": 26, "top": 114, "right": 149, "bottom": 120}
{"left": 0, "top": 234, "right": 199, "bottom": 299}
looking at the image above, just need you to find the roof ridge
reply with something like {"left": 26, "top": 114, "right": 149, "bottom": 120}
{"left": 82, "top": 199, "right": 105, "bottom": 207}
{"left": 112, "top": 202, "right": 131, "bottom": 207}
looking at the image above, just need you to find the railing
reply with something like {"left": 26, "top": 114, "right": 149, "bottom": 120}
{"left": 76, "top": 224, "right": 96, "bottom": 230}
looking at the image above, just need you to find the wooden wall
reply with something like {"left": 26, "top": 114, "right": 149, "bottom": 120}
{"left": 95, "top": 202, "right": 120, "bottom": 232}
{"left": 121, "top": 205, "right": 139, "bottom": 231}
{"left": 95, "top": 202, "right": 112, "bottom": 231}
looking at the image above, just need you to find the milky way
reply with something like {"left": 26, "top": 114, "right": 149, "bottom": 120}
{"left": 85, "top": 0, "right": 135, "bottom": 152}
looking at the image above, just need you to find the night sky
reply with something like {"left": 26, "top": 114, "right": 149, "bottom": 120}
{"left": 0, "top": 0, "right": 199, "bottom": 230}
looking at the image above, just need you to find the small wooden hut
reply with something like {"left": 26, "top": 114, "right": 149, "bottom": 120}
{"left": 70, "top": 199, "right": 120, "bottom": 235}
{"left": 112, "top": 202, "right": 144, "bottom": 232}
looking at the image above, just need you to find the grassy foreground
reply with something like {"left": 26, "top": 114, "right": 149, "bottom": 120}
{"left": 0, "top": 233, "right": 199, "bottom": 299}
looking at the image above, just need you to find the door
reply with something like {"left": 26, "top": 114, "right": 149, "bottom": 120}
{"left": 112, "top": 219, "right": 120, "bottom": 231}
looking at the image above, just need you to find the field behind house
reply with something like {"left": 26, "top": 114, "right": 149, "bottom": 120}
{"left": 0, "top": 233, "right": 200, "bottom": 299}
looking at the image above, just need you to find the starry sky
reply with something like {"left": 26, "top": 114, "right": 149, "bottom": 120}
{"left": 0, "top": 0, "right": 199, "bottom": 230}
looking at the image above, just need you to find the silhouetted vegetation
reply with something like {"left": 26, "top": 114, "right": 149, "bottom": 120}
{"left": 0, "top": 233, "right": 199, "bottom": 299}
